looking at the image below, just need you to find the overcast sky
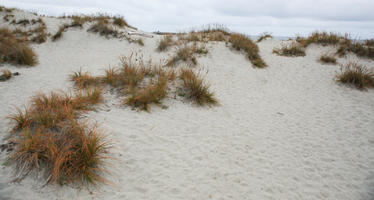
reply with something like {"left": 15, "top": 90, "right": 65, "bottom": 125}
{"left": 1, "top": 0, "right": 374, "bottom": 38}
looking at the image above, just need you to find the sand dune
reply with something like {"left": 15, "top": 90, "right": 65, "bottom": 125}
{"left": 1, "top": 7, "right": 374, "bottom": 200}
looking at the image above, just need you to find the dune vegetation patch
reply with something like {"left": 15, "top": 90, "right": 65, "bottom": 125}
{"left": 0, "top": 28, "right": 38, "bottom": 66}
{"left": 70, "top": 54, "right": 218, "bottom": 111}
{"left": 297, "top": 31, "right": 345, "bottom": 47}
{"left": 337, "top": 39, "right": 374, "bottom": 60}
{"left": 273, "top": 42, "right": 306, "bottom": 57}
{"left": 336, "top": 62, "right": 374, "bottom": 90}
{"left": 157, "top": 35, "right": 174, "bottom": 52}
{"left": 256, "top": 32, "right": 273, "bottom": 43}
{"left": 156, "top": 25, "right": 266, "bottom": 68}
{"left": 319, "top": 53, "right": 337, "bottom": 64}
{"left": 0, "top": 69, "right": 12, "bottom": 81}
{"left": 6, "top": 89, "right": 110, "bottom": 186}
{"left": 179, "top": 68, "right": 218, "bottom": 106}
{"left": 166, "top": 43, "right": 208, "bottom": 66}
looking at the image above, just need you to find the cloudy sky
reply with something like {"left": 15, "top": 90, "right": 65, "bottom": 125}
{"left": 1, "top": 0, "right": 374, "bottom": 38}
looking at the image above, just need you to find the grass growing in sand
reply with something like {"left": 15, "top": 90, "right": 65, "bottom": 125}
{"left": 273, "top": 42, "right": 306, "bottom": 57}
{"left": 336, "top": 62, "right": 374, "bottom": 90}
{"left": 180, "top": 68, "right": 218, "bottom": 106}
{"left": 319, "top": 54, "right": 337, "bottom": 64}
{"left": 229, "top": 33, "right": 267, "bottom": 68}
{"left": 0, "top": 28, "right": 38, "bottom": 66}
{"left": 7, "top": 90, "right": 110, "bottom": 185}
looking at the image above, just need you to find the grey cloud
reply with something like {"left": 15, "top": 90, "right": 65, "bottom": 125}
{"left": 1, "top": 0, "right": 374, "bottom": 38}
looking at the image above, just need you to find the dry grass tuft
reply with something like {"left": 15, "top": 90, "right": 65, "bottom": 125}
{"left": 179, "top": 68, "right": 218, "bottom": 106}
{"left": 297, "top": 31, "right": 344, "bottom": 47}
{"left": 113, "top": 16, "right": 128, "bottom": 27}
{"left": 88, "top": 21, "right": 119, "bottom": 38}
{"left": 320, "top": 54, "right": 337, "bottom": 64}
{"left": 336, "top": 62, "right": 374, "bottom": 89}
{"left": 273, "top": 42, "right": 306, "bottom": 57}
{"left": 337, "top": 40, "right": 374, "bottom": 60}
{"left": 167, "top": 45, "right": 198, "bottom": 66}
{"left": 7, "top": 90, "right": 110, "bottom": 185}
{"left": 0, "top": 28, "right": 38, "bottom": 66}
{"left": 70, "top": 69, "right": 101, "bottom": 88}
{"left": 157, "top": 35, "right": 174, "bottom": 52}
{"left": 256, "top": 32, "right": 273, "bottom": 43}
{"left": 125, "top": 75, "right": 168, "bottom": 112}
{"left": 229, "top": 33, "right": 267, "bottom": 68}
{"left": 1, "top": 69, "right": 12, "bottom": 80}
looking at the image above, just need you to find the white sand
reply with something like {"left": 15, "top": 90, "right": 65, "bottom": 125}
{"left": 1, "top": 9, "right": 374, "bottom": 200}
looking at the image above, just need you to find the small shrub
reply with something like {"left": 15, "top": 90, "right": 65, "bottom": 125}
{"left": 229, "top": 33, "right": 267, "bottom": 68}
{"left": 320, "top": 54, "right": 337, "bottom": 64}
{"left": 157, "top": 35, "right": 174, "bottom": 52}
{"left": 179, "top": 68, "right": 218, "bottom": 106}
{"left": 336, "top": 62, "right": 374, "bottom": 89}
{"left": 256, "top": 32, "right": 273, "bottom": 42}
{"left": 0, "top": 28, "right": 38, "bottom": 66}
{"left": 273, "top": 42, "right": 306, "bottom": 57}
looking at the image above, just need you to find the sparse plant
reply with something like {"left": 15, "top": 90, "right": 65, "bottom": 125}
{"left": 167, "top": 45, "right": 198, "bottom": 66}
{"left": 297, "top": 31, "right": 344, "bottom": 47}
{"left": 179, "top": 68, "right": 218, "bottom": 106}
{"left": 273, "top": 42, "right": 306, "bottom": 57}
{"left": 336, "top": 62, "right": 374, "bottom": 89}
{"left": 1, "top": 69, "right": 12, "bottom": 80}
{"left": 0, "top": 28, "right": 38, "bottom": 66}
{"left": 229, "top": 33, "right": 267, "bottom": 68}
{"left": 320, "top": 54, "right": 337, "bottom": 64}
{"left": 88, "top": 21, "right": 119, "bottom": 38}
{"left": 113, "top": 16, "right": 128, "bottom": 27}
{"left": 256, "top": 32, "right": 273, "bottom": 42}
{"left": 337, "top": 40, "right": 374, "bottom": 60}
{"left": 125, "top": 75, "right": 168, "bottom": 112}
{"left": 157, "top": 35, "right": 174, "bottom": 52}
{"left": 70, "top": 69, "right": 101, "bottom": 88}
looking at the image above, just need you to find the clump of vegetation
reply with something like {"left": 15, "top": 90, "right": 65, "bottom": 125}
{"left": 256, "top": 32, "right": 273, "bottom": 43}
{"left": 113, "top": 16, "right": 128, "bottom": 27}
{"left": 337, "top": 40, "right": 374, "bottom": 60}
{"left": 125, "top": 75, "right": 168, "bottom": 112}
{"left": 229, "top": 33, "right": 267, "bottom": 68}
{"left": 0, "top": 28, "right": 38, "bottom": 66}
{"left": 70, "top": 69, "right": 101, "bottom": 88}
{"left": 273, "top": 42, "right": 306, "bottom": 57}
{"left": 297, "top": 31, "right": 344, "bottom": 47}
{"left": 7, "top": 90, "right": 110, "bottom": 185}
{"left": 88, "top": 21, "right": 120, "bottom": 38}
{"left": 0, "top": 69, "right": 12, "bottom": 81}
{"left": 179, "top": 68, "right": 218, "bottom": 106}
{"left": 365, "top": 39, "right": 374, "bottom": 47}
{"left": 320, "top": 53, "right": 337, "bottom": 64}
{"left": 52, "top": 25, "right": 66, "bottom": 41}
{"left": 157, "top": 35, "right": 174, "bottom": 52}
{"left": 167, "top": 45, "right": 199, "bottom": 66}
{"left": 3, "top": 14, "right": 14, "bottom": 22}
{"left": 336, "top": 62, "right": 374, "bottom": 89}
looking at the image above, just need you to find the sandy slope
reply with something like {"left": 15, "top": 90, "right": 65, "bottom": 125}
{"left": 1, "top": 9, "right": 374, "bottom": 200}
